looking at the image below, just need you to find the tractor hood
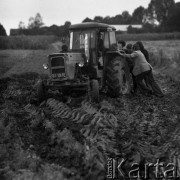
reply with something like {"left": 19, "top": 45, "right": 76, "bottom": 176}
{"left": 48, "top": 52, "right": 85, "bottom": 80}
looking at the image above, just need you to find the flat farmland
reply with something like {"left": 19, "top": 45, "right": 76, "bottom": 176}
{"left": 0, "top": 41, "right": 63, "bottom": 77}
{"left": 0, "top": 40, "right": 180, "bottom": 78}
{"left": 0, "top": 50, "right": 51, "bottom": 77}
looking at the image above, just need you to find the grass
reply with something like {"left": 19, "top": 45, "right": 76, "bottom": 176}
{"left": 116, "top": 32, "right": 180, "bottom": 41}
{"left": 141, "top": 40, "right": 180, "bottom": 81}
{"left": 0, "top": 40, "right": 63, "bottom": 78}
{"left": 0, "top": 40, "right": 180, "bottom": 82}
{"left": 150, "top": 50, "right": 180, "bottom": 81}
{"left": 0, "top": 50, "right": 50, "bottom": 78}
{"left": 0, "top": 35, "right": 60, "bottom": 50}
{"left": 1, "top": 32, "right": 180, "bottom": 50}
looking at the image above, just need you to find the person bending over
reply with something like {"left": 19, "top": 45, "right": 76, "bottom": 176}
{"left": 119, "top": 43, "right": 164, "bottom": 97}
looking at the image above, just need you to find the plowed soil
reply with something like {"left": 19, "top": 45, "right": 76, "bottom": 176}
{"left": 0, "top": 70, "right": 180, "bottom": 180}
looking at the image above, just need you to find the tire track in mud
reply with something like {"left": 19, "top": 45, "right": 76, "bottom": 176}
{"left": 102, "top": 71, "right": 180, "bottom": 178}
{"left": 1, "top": 71, "right": 180, "bottom": 179}
{"left": 23, "top": 97, "right": 121, "bottom": 179}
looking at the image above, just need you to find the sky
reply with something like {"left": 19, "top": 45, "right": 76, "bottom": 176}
{"left": 1, "top": 0, "right": 180, "bottom": 35}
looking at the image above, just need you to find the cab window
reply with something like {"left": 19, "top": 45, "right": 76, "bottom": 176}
{"left": 104, "top": 32, "right": 109, "bottom": 49}
{"left": 70, "top": 31, "right": 96, "bottom": 50}
{"left": 109, "top": 31, "right": 116, "bottom": 46}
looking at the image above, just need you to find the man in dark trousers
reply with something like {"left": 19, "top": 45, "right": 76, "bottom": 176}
{"left": 119, "top": 43, "right": 164, "bottom": 97}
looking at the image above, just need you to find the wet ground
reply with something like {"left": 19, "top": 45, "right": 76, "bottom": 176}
{"left": 0, "top": 71, "right": 180, "bottom": 180}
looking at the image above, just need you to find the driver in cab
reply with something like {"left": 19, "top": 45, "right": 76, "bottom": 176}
{"left": 97, "top": 32, "right": 104, "bottom": 67}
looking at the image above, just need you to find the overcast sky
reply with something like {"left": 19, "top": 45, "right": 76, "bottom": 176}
{"left": 1, "top": 0, "right": 180, "bottom": 35}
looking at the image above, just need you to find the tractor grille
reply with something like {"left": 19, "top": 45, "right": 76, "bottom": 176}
{"left": 50, "top": 56, "right": 66, "bottom": 78}
{"left": 51, "top": 57, "right": 65, "bottom": 67}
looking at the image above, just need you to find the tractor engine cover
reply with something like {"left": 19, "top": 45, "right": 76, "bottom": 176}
{"left": 48, "top": 52, "right": 85, "bottom": 80}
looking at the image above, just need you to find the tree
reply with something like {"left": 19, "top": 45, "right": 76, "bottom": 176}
{"left": 142, "top": 22, "right": 157, "bottom": 33}
{"left": 63, "top": 21, "right": 71, "bottom": 36}
{"left": 146, "top": 0, "right": 175, "bottom": 25}
{"left": 132, "top": 6, "right": 145, "bottom": 24}
{"left": 64, "top": 21, "right": 71, "bottom": 27}
{"left": 0, "top": 23, "right": 7, "bottom": 36}
{"left": 113, "top": 14, "right": 123, "bottom": 24}
{"left": 103, "top": 16, "right": 111, "bottom": 24}
{"left": 121, "top": 11, "right": 132, "bottom": 24}
{"left": 28, "top": 13, "right": 44, "bottom": 29}
{"left": 165, "top": 2, "right": 180, "bottom": 31}
{"left": 93, "top": 16, "right": 103, "bottom": 23}
{"left": 82, "top": 17, "right": 93, "bottom": 23}
{"left": 18, "top": 21, "right": 26, "bottom": 29}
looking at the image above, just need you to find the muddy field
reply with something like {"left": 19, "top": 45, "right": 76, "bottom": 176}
{"left": 0, "top": 41, "right": 180, "bottom": 180}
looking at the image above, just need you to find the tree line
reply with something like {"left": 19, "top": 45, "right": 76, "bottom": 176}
{"left": 83, "top": 0, "right": 180, "bottom": 33}
{"left": 0, "top": 0, "right": 180, "bottom": 36}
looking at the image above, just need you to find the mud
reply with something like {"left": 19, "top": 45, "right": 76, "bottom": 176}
{"left": 0, "top": 72, "right": 180, "bottom": 180}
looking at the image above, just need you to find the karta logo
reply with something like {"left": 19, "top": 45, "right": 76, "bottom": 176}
{"left": 107, "top": 158, "right": 180, "bottom": 179}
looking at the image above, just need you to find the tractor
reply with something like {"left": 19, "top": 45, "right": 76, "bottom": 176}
{"left": 37, "top": 22, "right": 132, "bottom": 102}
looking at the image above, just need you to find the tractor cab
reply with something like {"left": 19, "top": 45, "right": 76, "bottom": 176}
{"left": 69, "top": 22, "right": 117, "bottom": 67}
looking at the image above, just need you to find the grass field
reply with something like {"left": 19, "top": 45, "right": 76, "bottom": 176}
{"left": 126, "top": 40, "right": 180, "bottom": 58}
{"left": 0, "top": 41, "right": 63, "bottom": 77}
{"left": 0, "top": 40, "right": 180, "bottom": 80}
{"left": 0, "top": 50, "right": 51, "bottom": 77}
{"left": 0, "top": 35, "right": 60, "bottom": 49}
{"left": 116, "top": 32, "right": 180, "bottom": 41}
{"left": 1, "top": 33, "right": 180, "bottom": 50}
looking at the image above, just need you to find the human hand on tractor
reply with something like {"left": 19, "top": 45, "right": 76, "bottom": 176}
{"left": 118, "top": 51, "right": 126, "bottom": 56}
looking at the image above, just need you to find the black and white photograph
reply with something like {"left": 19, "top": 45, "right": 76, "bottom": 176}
{"left": 0, "top": 0, "right": 180, "bottom": 179}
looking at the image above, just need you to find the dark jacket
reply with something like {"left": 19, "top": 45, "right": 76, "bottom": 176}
{"left": 97, "top": 38, "right": 104, "bottom": 57}
{"left": 141, "top": 49, "right": 149, "bottom": 63}
{"left": 136, "top": 41, "right": 150, "bottom": 63}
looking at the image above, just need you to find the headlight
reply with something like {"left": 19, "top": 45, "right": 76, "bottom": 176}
{"left": 78, "top": 62, "right": 84, "bottom": 67}
{"left": 43, "top": 63, "right": 48, "bottom": 70}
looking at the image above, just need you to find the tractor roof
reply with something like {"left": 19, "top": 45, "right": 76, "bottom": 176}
{"left": 69, "top": 22, "right": 116, "bottom": 31}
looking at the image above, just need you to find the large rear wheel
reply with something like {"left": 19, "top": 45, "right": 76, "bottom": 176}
{"left": 106, "top": 56, "right": 132, "bottom": 97}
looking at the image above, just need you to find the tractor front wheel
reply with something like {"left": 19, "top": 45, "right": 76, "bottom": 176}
{"left": 106, "top": 56, "right": 132, "bottom": 97}
{"left": 90, "top": 79, "right": 99, "bottom": 103}
{"left": 37, "top": 79, "right": 46, "bottom": 103}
